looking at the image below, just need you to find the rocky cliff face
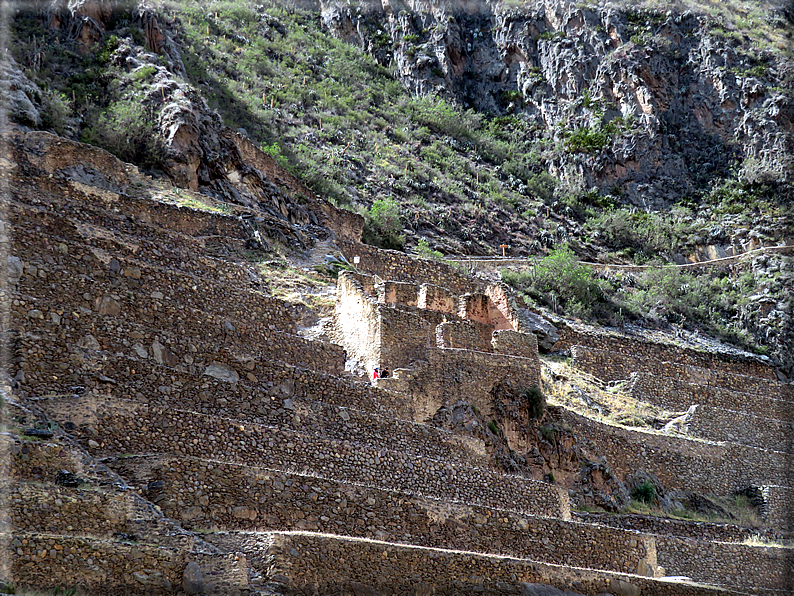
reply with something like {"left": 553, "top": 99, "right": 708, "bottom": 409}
{"left": 321, "top": 0, "right": 794, "bottom": 208}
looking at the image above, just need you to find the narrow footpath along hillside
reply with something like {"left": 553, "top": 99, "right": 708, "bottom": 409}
{"left": 2, "top": 127, "right": 792, "bottom": 595}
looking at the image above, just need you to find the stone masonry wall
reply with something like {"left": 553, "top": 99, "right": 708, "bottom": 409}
{"left": 765, "top": 486, "right": 794, "bottom": 531}
{"left": 436, "top": 321, "right": 492, "bottom": 352}
{"left": 13, "top": 176, "right": 244, "bottom": 242}
{"left": 686, "top": 405, "right": 793, "bottom": 452}
{"left": 555, "top": 325, "right": 776, "bottom": 381}
{"left": 571, "top": 512, "right": 756, "bottom": 543}
{"left": 491, "top": 330, "right": 539, "bottom": 360}
{"left": 12, "top": 233, "right": 298, "bottom": 334}
{"left": 656, "top": 536, "right": 794, "bottom": 591}
{"left": 418, "top": 283, "right": 457, "bottom": 314}
{"left": 114, "top": 455, "right": 650, "bottom": 576}
{"left": 262, "top": 532, "right": 728, "bottom": 596}
{"left": 378, "top": 305, "right": 450, "bottom": 370}
{"left": 17, "top": 324, "right": 406, "bottom": 419}
{"left": 8, "top": 483, "right": 131, "bottom": 537}
{"left": 338, "top": 240, "right": 483, "bottom": 296}
{"left": 13, "top": 301, "right": 347, "bottom": 400}
{"left": 335, "top": 272, "right": 382, "bottom": 371}
{"left": 10, "top": 208, "right": 256, "bottom": 294}
{"left": 551, "top": 408, "right": 790, "bottom": 494}
{"left": 41, "top": 387, "right": 479, "bottom": 469}
{"left": 62, "top": 397, "right": 568, "bottom": 519}
{"left": 9, "top": 284, "right": 318, "bottom": 379}
{"left": 572, "top": 345, "right": 791, "bottom": 401}
{"left": 405, "top": 348, "right": 540, "bottom": 422}
{"left": 628, "top": 372, "right": 794, "bottom": 422}
{"left": 458, "top": 293, "right": 513, "bottom": 331}
{"left": 378, "top": 280, "right": 419, "bottom": 307}
{"left": 8, "top": 531, "right": 247, "bottom": 596}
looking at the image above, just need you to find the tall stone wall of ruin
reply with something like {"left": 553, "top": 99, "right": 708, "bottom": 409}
{"left": 418, "top": 283, "right": 457, "bottom": 314}
{"left": 492, "top": 329, "right": 539, "bottom": 360}
{"left": 405, "top": 348, "right": 540, "bottom": 422}
{"left": 337, "top": 240, "right": 482, "bottom": 296}
{"left": 378, "top": 305, "right": 449, "bottom": 370}
{"left": 335, "top": 272, "right": 382, "bottom": 371}
{"left": 436, "top": 320, "right": 492, "bottom": 352}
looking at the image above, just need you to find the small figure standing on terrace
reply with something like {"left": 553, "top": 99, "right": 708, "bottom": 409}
{"left": 372, "top": 367, "right": 379, "bottom": 381}
{"left": 380, "top": 367, "right": 389, "bottom": 379}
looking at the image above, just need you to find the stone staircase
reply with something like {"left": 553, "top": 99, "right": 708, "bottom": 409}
{"left": 5, "top": 129, "right": 792, "bottom": 595}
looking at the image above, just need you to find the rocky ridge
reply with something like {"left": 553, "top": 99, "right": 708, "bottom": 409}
{"left": 321, "top": 0, "right": 794, "bottom": 208}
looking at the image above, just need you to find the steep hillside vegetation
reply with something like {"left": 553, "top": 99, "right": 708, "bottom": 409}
{"left": 4, "top": 0, "right": 793, "bottom": 374}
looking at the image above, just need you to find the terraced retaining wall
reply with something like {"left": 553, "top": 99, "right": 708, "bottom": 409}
{"left": 11, "top": 204, "right": 253, "bottom": 286}
{"left": 41, "top": 388, "right": 479, "bottom": 468}
{"left": 554, "top": 324, "right": 775, "bottom": 380}
{"left": 58, "top": 398, "right": 568, "bottom": 519}
{"left": 764, "top": 486, "right": 794, "bottom": 532}
{"left": 572, "top": 345, "right": 791, "bottom": 400}
{"left": 261, "top": 532, "right": 729, "bottom": 596}
{"left": 18, "top": 327, "right": 402, "bottom": 419}
{"left": 686, "top": 405, "right": 793, "bottom": 452}
{"left": 8, "top": 483, "right": 131, "bottom": 537}
{"left": 111, "top": 455, "right": 651, "bottom": 576}
{"left": 7, "top": 532, "right": 247, "bottom": 596}
{"left": 571, "top": 512, "right": 756, "bottom": 543}
{"left": 656, "top": 536, "right": 794, "bottom": 591}
{"left": 628, "top": 372, "right": 794, "bottom": 422}
{"left": 553, "top": 408, "right": 790, "bottom": 494}
{"left": 13, "top": 239, "right": 299, "bottom": 334}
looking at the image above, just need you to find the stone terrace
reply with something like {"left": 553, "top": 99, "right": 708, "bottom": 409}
{"left": 6, "top": 129, "right": 792, "bottom": 594}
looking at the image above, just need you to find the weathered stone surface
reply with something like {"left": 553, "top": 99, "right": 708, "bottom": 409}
{"left": 182, "top": 561, "right": 205, "bottom": 594}
{"left": 203, "top": 362, "right": 239, "bottom": 384}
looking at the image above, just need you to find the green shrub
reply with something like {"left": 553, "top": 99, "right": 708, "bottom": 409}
{"left": 414, "top": 238, "right": 444, "bottom": 260}
{"left": 565, "top": 126, "right": 613, "bottom": 153}
{"left": 524, "top": 384, "right": 546, "bottom": 419}
{"left": 488, "top": 420, "right": 500, "bottom": 435}
{"left": 81, "top": 99, "right": 164, "bottom": 167}
{"left": 132, "top": 65, "right": 157, "bottom": 81}
{"left": 502, "top": 245, "right": 604, "bottom": 319}
{"left": 361, "top": 197, "right": 405, "bottom": 250}
{"left": 633, "top": 480, "right": 657, "bottom": 504}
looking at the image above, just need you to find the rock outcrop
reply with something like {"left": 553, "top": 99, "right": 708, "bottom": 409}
{"left": 320, "top": 0, "right": 794, "bottom": 207}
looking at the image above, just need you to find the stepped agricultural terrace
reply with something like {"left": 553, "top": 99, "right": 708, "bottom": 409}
{"left": 2, "top": 128, "right": 793, "bottom": 596}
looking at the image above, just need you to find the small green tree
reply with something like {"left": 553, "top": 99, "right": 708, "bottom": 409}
{"left": 504, "top": 245, "right": 603, "bottom": 318}
{"left": 414, "top": 237, "right": 444, "bottom": 260}
{"left": 361, "top": 197, "right": 405, "bottom": 250}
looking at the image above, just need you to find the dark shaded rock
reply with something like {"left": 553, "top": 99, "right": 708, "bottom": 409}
{"left": 182, "top": 561, "right": 205, "bottom": 594}
{"left": 24, "top": 428, "right": 53, "bottom": 439}
{"left": 54, "top": 470, "right": 83, "bottom": 487}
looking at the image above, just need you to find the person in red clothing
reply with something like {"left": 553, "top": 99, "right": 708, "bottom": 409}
{"left": 372, "top": 367, "right": 379, "bottom": 381}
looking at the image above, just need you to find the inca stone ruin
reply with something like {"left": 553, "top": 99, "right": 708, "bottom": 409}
{"left": 2, "top": 128, "right": 792, "bottom": 595}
